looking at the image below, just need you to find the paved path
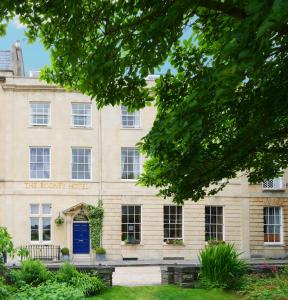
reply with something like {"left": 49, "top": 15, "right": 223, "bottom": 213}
{"left": 113, "top": 266, "right": 161, "bottom": 286}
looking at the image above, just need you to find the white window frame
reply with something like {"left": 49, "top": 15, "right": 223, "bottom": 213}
{"left": 120, "top": 106, "right": 141, "bottom": 129}
{"left": 205, "top": 206, "right": 225, "bottom": 242}
{"left": 264, "top": 206, "right": 283, "bottom": 245}
{"left": 71, "top": 103, "right": 92, "bottom": 128}
{"left": 71, "top": 147, "right": 92, "bottom": 181}
{"left": 30, "top": 204, "right": 52, "bottom": 244}
{"left": 29, "top": 147, "right": 51, "bottom": 180}
{"left": 120, "top": 147, "right": 141, "bottom": 181}
{"left": 163, "top": 205, "right": 183, "bottom": 242}
{"left": 29, "top": 102, "right": 51, "bottom": 126}
{"left": 121, "top": 205, "right": 142, "bottom": 244}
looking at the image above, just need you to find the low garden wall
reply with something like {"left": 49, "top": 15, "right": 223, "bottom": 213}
{"left": 161, "top": 262, "right": 288, "bottom": 287}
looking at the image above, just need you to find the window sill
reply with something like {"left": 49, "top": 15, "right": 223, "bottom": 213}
{"left": 120, "top": 128, "right": 143, "bottom": 130}
{"left": 121, "top": 241, "right": 143, "bottom": 246}
{"left": 264, "top": 243, "right": 285, "bottom": 247}
{"left": 28, "top": 126, "right": 52, "bottom": 129}
{"left": 70, "top": 127, "right": 93, "bottom": 130}
{"left": 120, "top": 179, "right": 139, "bottom": 182}
{"left": 29, "top": 178, "right": 51, "bottom": 181}
{"left": 163, "top": 242, "right": 185, "bottom": 247}
{"left": 70, "top": 179, "right": 92, "bottom": 182}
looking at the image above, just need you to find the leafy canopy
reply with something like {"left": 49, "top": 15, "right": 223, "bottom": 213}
{"left": 1, "top": 1, "right": 288, "bottom": 203}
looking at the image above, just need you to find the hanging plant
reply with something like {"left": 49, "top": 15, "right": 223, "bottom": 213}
{"left": 86, "top": 201, "right": 104, "bottom": 251}
{"left": 54, "top": 214, "right": 65, "bottom": 225}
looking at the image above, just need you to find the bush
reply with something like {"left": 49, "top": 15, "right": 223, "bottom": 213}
{"left": 15, "top": 281, "right": 83, "bottom": 300}
{"left": 96, "top": 247, "right": 106, "bottom": 254}
{"left": 72, "top": 273, "right": 106, "bottom": 297}
{"left": 56, "top": 262, "right": 78, "bottom": 284}
{"left": 199, "top": 242, "right": 248, "bottom": 289}
{"left": 239, "top": 273, "right": 288, "bottom": 299}
{"left": 11, "top": 260, "right": 50, "bottom": 287}
{"left": 60, "top": 247, "right": 69, "bottom": 255}
{"left": 0, "top": 277, "right": 11, "bottom": 300}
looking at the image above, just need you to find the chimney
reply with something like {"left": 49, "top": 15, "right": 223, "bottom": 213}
{"left": 11, "top": 40, "right": 25, "bottom": 76}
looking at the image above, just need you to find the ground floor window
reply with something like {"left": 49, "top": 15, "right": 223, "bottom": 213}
{"left": 205, "top": 206, "right": 224, "bottom": 241}
{"left": 121, "top": 205, "right": 141, "bottom": 243}
{"left": 264, "top": 207, "right": 282, "bottom": 243}
{"left": 163, "top": 205, "right": 182, "bottom": 242}
{"left": 30, "top": 204, "right": 51, "bottom": 242}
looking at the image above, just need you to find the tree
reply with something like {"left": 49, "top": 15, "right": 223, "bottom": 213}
{"left": 1, "top": 1, "right": 288, "bottom": 203}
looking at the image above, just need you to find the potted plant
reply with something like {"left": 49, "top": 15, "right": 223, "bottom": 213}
{"left": 55, "top": 215, "right": 64, "bottom": 226}
{"left": 165, "top": 239, "right": 184, "bottom": 246}
{"left": 95, "top": 247, "right": 106, "bottom": 261}
{"left": 61, "top": 247, "right": 70, "bottom": 261}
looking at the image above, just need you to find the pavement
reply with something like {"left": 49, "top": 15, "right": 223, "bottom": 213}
{"left": 113, "top": 266, "right": 161, "bottom": 286}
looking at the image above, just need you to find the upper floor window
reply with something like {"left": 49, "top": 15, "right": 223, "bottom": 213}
{"left": 164, "top": 205, "right": 182, "bottom": 242}
{"left": 30, "top": 204, "right": 51, "bottom": 242}
{"left": 121, "top": 147, "right": 140, "bottom": 180}
{"left": 72, "top": 148, "right": 91, "bottom": 180}
{"left": 121, "top": 106, "right": 140, "bottom": 128}
{"left": 30, "top": 147, "right": 50, "bottom": 179}
{"left": 264, "top": 207, "right": 282, "bottom": 243}
{"left": 205, "top": 206, "right": 224, "bottom": 241}
{"left": 262, "top": 177, "right": 285, "bottom": 191}
{"left": 121, "top": 205, "right": 141, "bottom": 244}
{"left": 30, "top": 102, "right": 50, "bottom": 126}
{"left": 72, "top": 103, "right": 91, "bottom": 127}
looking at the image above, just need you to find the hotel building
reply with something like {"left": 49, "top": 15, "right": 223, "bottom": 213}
{"left": 0, "top": 43, "right": 287, "bottom": 262}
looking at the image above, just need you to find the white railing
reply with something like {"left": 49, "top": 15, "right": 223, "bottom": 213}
{"left": 262, "top": 177, "right": 285, "bottom": 191}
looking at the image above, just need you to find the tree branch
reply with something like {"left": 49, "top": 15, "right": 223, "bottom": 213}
{"left": 197, "top": 0, "right": 246, "bottom": 19}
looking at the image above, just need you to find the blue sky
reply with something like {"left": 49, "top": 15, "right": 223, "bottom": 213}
{"left": 0, "top": 20, "right": 50, "bottom": 75}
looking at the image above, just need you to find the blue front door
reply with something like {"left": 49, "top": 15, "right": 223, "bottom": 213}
{"left": 73, "top": 222, "right": 90, "bottom": 254}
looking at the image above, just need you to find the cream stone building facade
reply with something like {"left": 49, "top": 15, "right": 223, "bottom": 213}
{"left": 0, "top": 44, "right": 287, "bottom": 262}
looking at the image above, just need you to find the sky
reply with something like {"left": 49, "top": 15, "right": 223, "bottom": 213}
{"left": 0, "top": 19, "right": 50, "bottom": 75}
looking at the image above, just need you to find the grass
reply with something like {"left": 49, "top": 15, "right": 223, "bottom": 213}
{"left": 92, "top": 285, "right": 241, "bottom": 300}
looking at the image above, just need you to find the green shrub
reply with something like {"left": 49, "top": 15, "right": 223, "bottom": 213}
{"left": 56, "top": 262, "right": 79, "bottom": 284}
{"left": 15, "top": 281, "right": 83, "bottom": 300}
{"left": 239, "top": 273, "right": 288, "bottom": 299}
{"left": 199, "top": 242, "right": 248, "bottom": 289}
{"left": 0, "top": 277, "right": 11, "bottom": 300}
{"left": 96, "top": 247, "right": 106, "bottom": 254}
{"left": 72, "top": 273, "right": 106, "bottom": 297}
{"left": 60, "top": 247, "right": 69, "bottom": 255}
{"left": 11, "top": 260, "right": 50, "bottom": 287}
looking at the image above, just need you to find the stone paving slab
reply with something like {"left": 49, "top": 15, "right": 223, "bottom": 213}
{"left": 113, "top": 266, "right": 161, "bottom": 286}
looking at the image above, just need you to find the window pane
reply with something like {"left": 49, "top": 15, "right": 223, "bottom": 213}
{"left": 30, "top": 147, "right": 50, "bottom": 179}
{"left": 72, "top": 103, "right": 91, "bottom": 127}
{"left": 30, "top": 204, "right": 39, "bottom": 215}
{"left": 71, "top": 148, "right": 91, "bottom": 180}
{"left": 205, "top": 206, "right": 223, "bottom": 241}
{"left": 163, "top": 205, "right": 182, "bottom": 241}
{"left": 263, "top": 207, "right": 282, "bottom": 243}
{"left": 121, "top": 205, "right": 141, "bottom": 242}
{"left": 121, "top": 147, "right": 140, "bottom": 179}
{"left": 42, "top": 204, "right": 51, "bottom": 214}
{"left": 31, "top": 217, "right": 39, "bottom": 241}
{"left": 42, "top": 218, "right": 51, "bottom": 241}
{"left": 121, "top": 106, "right": 140, "bottom": 128}
{"left": 30, "top": 103, "right": 50, "bottom": 126}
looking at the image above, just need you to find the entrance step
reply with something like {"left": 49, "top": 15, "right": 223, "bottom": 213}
{"left": 72, "top": 254, "right": 92, "bottom": 264}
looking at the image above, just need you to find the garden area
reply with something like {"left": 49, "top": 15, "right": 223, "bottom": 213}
{"left": 1, "top": 226, "right": 288, "bottom": 299}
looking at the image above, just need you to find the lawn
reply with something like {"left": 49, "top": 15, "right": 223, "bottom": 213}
{"left": 92, "top": 286, "right": 241, "bottom": 300}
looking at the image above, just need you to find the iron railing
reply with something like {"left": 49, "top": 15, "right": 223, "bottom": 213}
{"left": 23, "top": 245, "right": 61, "bottom": 261}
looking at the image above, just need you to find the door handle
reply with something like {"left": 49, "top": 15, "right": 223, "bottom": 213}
{"left": 79, "top": 240, "right": 84, "bottom": 242}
